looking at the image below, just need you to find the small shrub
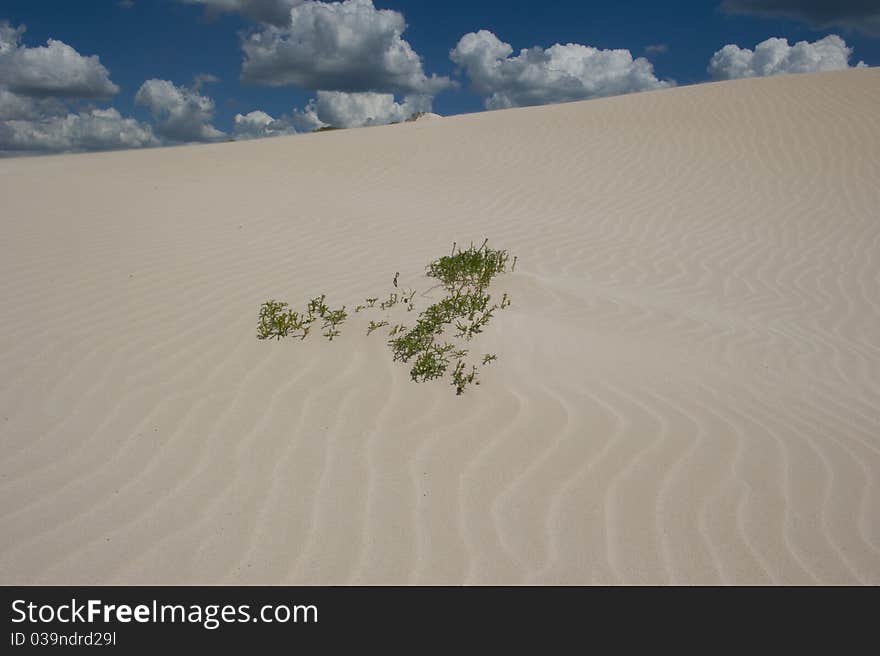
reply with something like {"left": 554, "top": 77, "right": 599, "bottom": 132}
{"left": 367, "top": 320, "right": 389, "bottom": 335}
{"left": 257, "top": 293, "right": 347, "bottom": 342}
{"left": 257, "top": 239, "right": 515, "bottom": 394}
{"left": 451, "top": 360, "right": 479, "bottom": 395}
{"left": 257, "top": 300, "right": 315, "bottom": 340}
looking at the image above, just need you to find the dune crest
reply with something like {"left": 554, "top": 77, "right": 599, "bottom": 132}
{"left": 1, "top": 68, "right": 879, "bottom": 584}
{"left": 406, "top": 111, "right": 442, "bottom": 122}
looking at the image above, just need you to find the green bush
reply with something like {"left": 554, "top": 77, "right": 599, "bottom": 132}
{"left": 258, "top": 239, "right": 516, "bottom": 395}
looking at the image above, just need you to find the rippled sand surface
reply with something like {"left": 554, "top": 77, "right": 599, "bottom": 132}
{"left": 1, "top": 68, "right": 879, "bottom": 584}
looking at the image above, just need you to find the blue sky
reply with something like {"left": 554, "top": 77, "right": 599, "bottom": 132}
{"left": 0, "top": 0, "right": 876, "bottom": 153}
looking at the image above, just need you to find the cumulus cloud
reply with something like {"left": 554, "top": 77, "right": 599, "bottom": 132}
{"left": 233, "top": 109, "right": 296, "bottom": 138}
{"left": 0, "top": 21, "right": 119, "bottom": 99}
{"left": 1, "top": 89, "right": 38, "bottom": 120}
{"left": 181, "top": 0, "right": 303, "bottom": 25}
{"left": 291, "top": 90, "right": 431, "bottom": 129}
{"left": 0, "top": 108, "right": 156, "bottom": 154}
{"left": 0, "top": 21, "right": 20, "bottom": 55}
{"left": 230, "top": 91, "right": 429, "bottom": 139}
{"left": 721, "top": 1, "right": 880, "bottom": 37}
{"left": 450, "top": 30, "right": 671, "bottom": 109}
{"left": 0, "top": 89, "right": 69, "bottom": 121}
{"left": 0, "top": 21, "right": 157, "bottom": 155}
{"left": 240, "top": 0, "right": 452, "bottom": 94}
{"left": 708, "top": 34, "right": 865, "bottom": 79}
{"left": 135, "top": 78, "right": 225, "bottom": 142}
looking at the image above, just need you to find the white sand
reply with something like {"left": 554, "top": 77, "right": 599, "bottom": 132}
{"left": 1, "top": 68, "right": 879, "bottom": 584}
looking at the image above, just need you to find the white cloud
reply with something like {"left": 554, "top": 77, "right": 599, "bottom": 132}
{"left": 0, "top": 21, "right": 156, "bottom": 156}
{"left": 0, "top": 21, "right": 119, "bottom": 99}
{"left": 135, "top": 78, "right": 225, "bottom": 142}
{"left": 645, "top": 43, "right": 669, "bottom": 55}
{"left": 232, "top": 91, "right": 429, "bottom": 141}
{"left": 450, "top": 30, "right": 671, "bottom": 110}
{"left": 240, "top": 0, "right": 452, "bottom": 94}
{"left": 708, "top": 34, "right": 866, "bottom": 79}
{"left": 181, "top": 0, "right": 303, "bottom": 25}
{"left": 233, "top": 109, "right": 297, "bottom": 138}
{"left": 0, "top": 89, "right": 68, "bottom": 121}
{"left": 0, "top": 89, "right": 37, "bottom": 120}
{"left": 0, "top": 108, "right": 156, "bottom": 154}
{"left": 291, "top": 90, "right": 431, "bottom": 129}
{"left": 0, "top": 21, "right": 23, "bottom": 55}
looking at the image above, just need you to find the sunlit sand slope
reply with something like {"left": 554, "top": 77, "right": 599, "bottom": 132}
{"left": 1, "top": 68, "right": 879, "bottom": 584}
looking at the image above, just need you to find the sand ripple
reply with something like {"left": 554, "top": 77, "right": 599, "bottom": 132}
{"left": 1, "top": 69, "right": 879, "bottom": 583}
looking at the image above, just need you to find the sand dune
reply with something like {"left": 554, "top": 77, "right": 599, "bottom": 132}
{"left": 1, "top": 68, "right": 879, "bottom": 584}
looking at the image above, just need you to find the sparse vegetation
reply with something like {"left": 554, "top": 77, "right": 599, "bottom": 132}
{"left": 257, "top": 239, "right": 515, "bottom": 395}
{"left": 367, "top": 320, "right": 389, "bottom": 335}
{"left": 256, "top": 294, "right": 346, "bottom": 342}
